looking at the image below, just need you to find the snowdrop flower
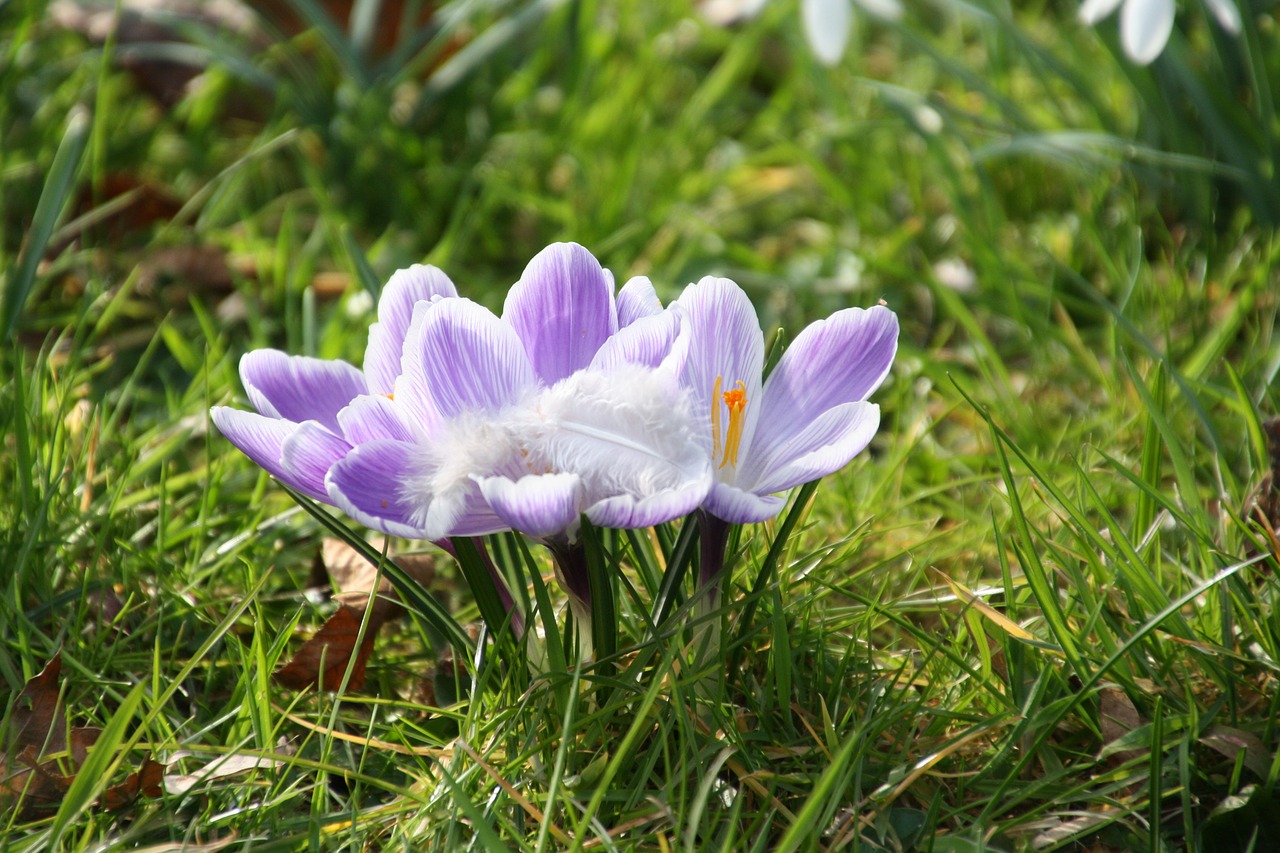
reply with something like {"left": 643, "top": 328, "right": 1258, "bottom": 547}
{"left": 1079, "top": 0, "right": 1241, "bottom": 65}
{"left": 703, "top": 0, "right": 902, "bottom": 67}
{"left": 211, "top": 265, "right": 457, "bottom": 502}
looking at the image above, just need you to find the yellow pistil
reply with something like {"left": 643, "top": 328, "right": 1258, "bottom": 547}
{"left": 711, "top": 376, "right": 748, "bottom": 470}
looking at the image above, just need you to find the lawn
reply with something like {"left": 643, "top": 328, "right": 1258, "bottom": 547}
{"left": 3, "top": 0, "right": 1279, "bottom": 850}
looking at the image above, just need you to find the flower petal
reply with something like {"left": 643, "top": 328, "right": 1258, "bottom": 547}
{"left": 589, "top": 309, "right": 686, "bottom": 374}
{"left": 802, "top": 0, "right": 853, "bottom": 66}
{"left": 749, "top": 304, "right": 896, "bottom": 462}
{"left": 673, "top": 276, "right": 765, "bottom": 461}
{"left": 326, "top": 440, "right": 433, "bottom": 538}
{"left": 855, "top": 0, "right": 902, "bottom": 20}
{"left": 1203, "top": 0, "right": 1241, "bottom": 34}
{"left": 1078, "top": 0, "right": 1123, "bottom": 24}
{"left": 586, "top": 479, "right": 709, "bottom": 529}
{"left": 338, "top": 394, "right": 418, "bottom": 444}
{"left": 476, "top": 473, "right": 584, "bottom": 539}
{"left": 240, "top": 349, "right": 365, "bottom": 432}
{"left": 616, "top": 276, "right": 662, "bottom": 327}
{"left": 743, "top": 402, "right": 880, "bottom": 495}
{"left": 211, "top": 406, "right": 303, "bottom": 490}
{"left": 403, "top": 297, "right": 536, "bottom": 421}
{"left": 1121, "top": 0, "right": 1175, "bottom": 64}
{"left": 703, "top": 482, "right": 788, "bottom": 524}
{"left": 280, "top": 421, "right": 352, "bottom": 501}
{"left": 364, "top": 265, "right": 457, "bottom": 395}
{"left": 501, "top": 242, "right": 616, "bottom": 385}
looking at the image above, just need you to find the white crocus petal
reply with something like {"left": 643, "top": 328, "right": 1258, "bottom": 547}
{"left": 802, "top": 0, "right": 853, "bottom": 66}
{"left": 855, "top": 0, "right": 902, "bottom": 20}
{"left": 519, "top": 364, "right": 711, "bottom": 528}
{"left": 1121, "top": 0, "right": 1175, "bottom": 64}
{"left": 1079, "top": 0, "right": 1123, "bottom": 24}
{"left": 1203, "top": 0, "right": 1241, "bottom": 34}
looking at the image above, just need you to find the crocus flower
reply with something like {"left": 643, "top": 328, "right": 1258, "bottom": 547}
{"left": 664, "top": 277, "right": 897, "bottom": 600}
{"left": 1079, "top": 0, "right": 1241, "bottom": 65}
{"left": 322, "top": 243, "right": 710, "bottom": 544}
{"left": 674, "top": 277, "right": 897, "bottom": 524}
{"left": 210, "top": 264, "right": 457, "bottom": 501}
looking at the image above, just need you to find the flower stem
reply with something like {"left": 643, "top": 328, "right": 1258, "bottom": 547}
{"left": 547, "top": 538, "right": 594, "bottom": 658}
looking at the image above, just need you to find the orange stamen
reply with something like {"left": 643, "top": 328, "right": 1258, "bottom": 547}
{"left": 719, "top": 380, "right": 747, "bottom": 469}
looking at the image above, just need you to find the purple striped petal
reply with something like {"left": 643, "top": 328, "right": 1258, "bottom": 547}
{"left": 617, "top": 276, "right": 662, "bottom": 327}
{"left": 586, "top": 479, "right": 708, "bottom": 529}
{"left": 589, "top": 309, "right": 685, "bottom": 373}
{"left": 240, "top": 349, "right": 365, "bottom": 432}
{"left": 673, "top": 277, "right": 765, "bottom": 460}
{"left": 280, "top": 421, "right": 352, "bottom": 502}
{"left": 326, "top": 440, "right": 432, "bottom": 538}
{"left": 749, "top": 305, "right": 896, "bottom": 463}
{"left": 703, "top": 482, "right": 787, "bottom": 524}
{"left": 211, "top": 406, "right": 299, "bottom": 488}
{"left": 501, "top": 243, "right": 617, "bottom": 385}
{"left": 364, "top": 265, "right": 458, "bottom": 395}
{"left": 338, "top": 394, "right": 417, "bottom": 444}
{"left": 402, "top": 298, "right": 536, "bottom": 422}
{"left": 476, "top": 473, "right": 583, "bottom": 539}
{"left": 743, "top": 402, "right": 880, "bottom": 495}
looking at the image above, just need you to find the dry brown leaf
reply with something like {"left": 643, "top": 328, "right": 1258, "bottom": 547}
{"left": 274, "top": 541, "right": 437, "bottom": 693}
{"left": 101, "top": 754, "right": 166, "bottom": 810}
{"left": 1, "top": 655, "right": 163, "bottom": 818}
{"left": 1098, "top": 686, "right": 1144, "bottom": 765}
{"left": 273, "top": 604, "right": 376, "bottom": 692}
{"left": 1201, "top": 725, "right": 1272, "bottom": 780}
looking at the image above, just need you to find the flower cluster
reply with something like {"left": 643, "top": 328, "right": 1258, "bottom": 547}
{"left": 213, "top": 243, "right": 897, "bottom": 639}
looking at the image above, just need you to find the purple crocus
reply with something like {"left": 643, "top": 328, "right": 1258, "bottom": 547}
{"left": 669, "top": 276, "right": 898, "bottom": 595}
{"left": 324, "top": 247, "right": 711, "bottom": 544}
{"left": 210, "top": 264, "right": 457, "bottom": 501}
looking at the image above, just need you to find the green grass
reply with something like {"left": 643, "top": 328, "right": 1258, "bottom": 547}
{"left": 3, "top": 0, "right": 1280, "bottom": 849}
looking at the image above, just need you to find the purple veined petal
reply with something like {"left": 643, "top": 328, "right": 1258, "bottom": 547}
{"left": 211, "top": 406, "right": 308, "bottom": 493}
{"left": 338, "top": 394, "right": 418, "bottom": 444}
{"left": 586, "top": 478, "right": 709, "bottom": 529}
{"left": 501, "top": 242, "right": 617, "bottom": 385}
{"left": 802, "top": 0, "right": 853, "bottom": 66}
{"left": 617, "top": 276, "right": 662, "bottom": 327}
{"left": 703, "top": 481, "right": 788, "bottom": 524}
{"left": 673, "top": 276, "right": 765, "bottom": 463}
{"left": 403, "top": 297, "right": 537, "bottom": 421}
{"left": 280, "top": 420, "right": 352, "bottom": 502}
{"left": 1203, "top": 0, "right": 1241, "bottom": 34}
{"left": 476, "top": 473, "right": 584, "bottom": 539}
{"left": 1079, "top": 0, "right": 1123, "bottom": 24}
{"left": 240, "top": 349, "right": 366, "bottom": 432}
{"left": 365, "top": 265, "right": 458, "bottom": 395}
{"left": 741, "top": 401, "right": 880, "bottom": 495}
{"left": 326, "top": 440, "right": 432, "bottom": 539}
{"left": 1121, "top": 0, "right": 1175, "bottom": 64}
{"left": 749, "top": 304, "right": 896, "bottom": 462}
{"left": 589, "top": 309, "right": 685, "bottom": 373}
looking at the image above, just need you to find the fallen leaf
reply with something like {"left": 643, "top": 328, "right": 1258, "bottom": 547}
{"left": 273, "top": 604, "right": 375, "bottom": 692}
{"left": 274, "top": 541, "right": 436, "bottom": 693}
{"left": 100, "top": 753, "right": 166, "bottom": 809}
{"left": 1098, "top": 686, "right": 1144, "bottom": 764}
{"left": 1, "top": 654, "right": 164, "bottom": 819}
{"left": 1201, "top": 725, "right": 1272, "bottom": 781}
{"left": 163, "top": 752, "right": 283, "bottom": 796}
